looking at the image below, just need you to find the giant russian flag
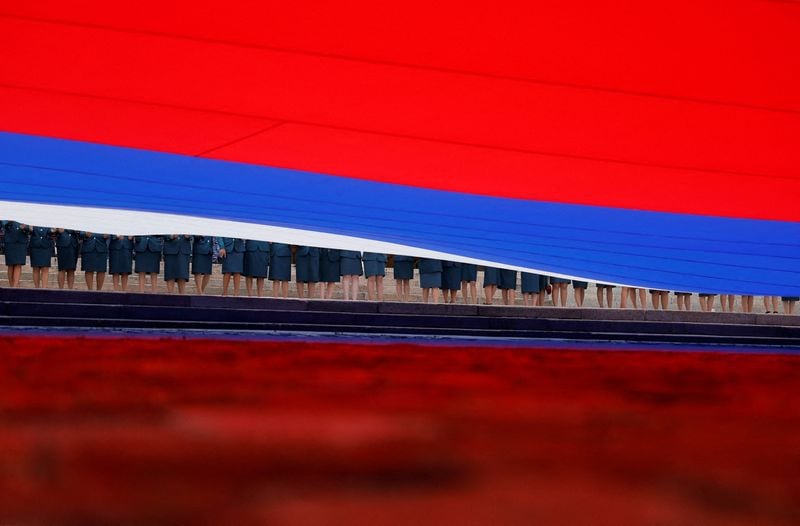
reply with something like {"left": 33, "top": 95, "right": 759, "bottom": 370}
{"left": 1, "top": 1, "right": 798, "bottom": 295}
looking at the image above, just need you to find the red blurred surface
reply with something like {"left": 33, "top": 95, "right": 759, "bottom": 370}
{"left": 1, "top": 336, "right": 799, "bottom": 525}
{"left": 2, "top": 2, "right": 800, "bottom": 220}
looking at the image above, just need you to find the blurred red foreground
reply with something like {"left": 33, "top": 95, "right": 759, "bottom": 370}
{"left": 1, "top": 336, "right": 799, "bottom": 525}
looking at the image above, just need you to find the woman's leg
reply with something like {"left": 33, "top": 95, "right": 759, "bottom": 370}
{"left": 574, "top": 287, "right": 585, "bottom": 307}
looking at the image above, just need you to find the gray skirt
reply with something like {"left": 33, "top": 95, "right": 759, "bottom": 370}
{"left": 81, "top": 251, "right": 108, "bottom": 273}
{"left": 164, "top": 253, "right": 190, "bottom": 280}
{"left": 135, "top": 250, "right": 161, "bottom": 274}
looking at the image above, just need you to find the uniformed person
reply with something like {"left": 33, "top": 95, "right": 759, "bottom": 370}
{"left": 418, "top": 258, "right": 442, "bottom": 304}
{"left": 81, "top": 232, "right": 109, "bottom": 291}
{"left": 244, "top": 239, "right": 270, "bottom": 297}
{"left": 362, "top": 252, "right": 387, "bottom": 301}
{"left": 441, "top": 260, "right": 462, "bottom": 304}
{"left": 191, "top": 235, "right": 214, "bottom": 295}
{"left": 392, "top": 255, "right": 414, "bottom": 302}
{"left": 520, "top": 272, "right": 539, "bottom": 307}
{"left": 498, "top": 268, "right": 517, "bottom": 306}
{"left": 217, "top": 237, "right": 245, "bottom": 296}
{"left": 482, "top": 265, "right": 500, "bottom": 305}
{"left": 163, "top": 234, "right": 191, "bottom": 294}
{"left": 763, "top": 295, "right": 779, "bottom": 314}
{"left": 339, "top": 250, "right": 363, "bottom": 300}
{"left": 319, "top": 248, "right": 341, "bottom": 300}
{"left": 649, "top": 289, "right": 670, "bottom": 310}
{"left": 719, "top": 294, "right": 735, "bottom": 313}
{"left": 29, "top": 226, "right": 55, "bottom": 288}
{"left": 134, "top": 235, "right": 163, "bottom": 293}
{"left": 460, "top": 263, "right": 478, "bottom": 304}
{"left": 295, "top": 246, "right": 321, "bottom": 299}
{"left": 108, "top": 235, "right": 134, "bottom": 291}
{"left": 675, "top": 291, "right": 692, "bottom": 311}
{"left": 596, "top": 283, "right": 615, "bottom": 308}
{"left": 572, "top": 279, "right": 588, "bottom": 307}
{"left": 55, "top": 228, "right": 80, "bottom": 289}
{"left": 269, "top": 242, "right": 292, "bottom": 298}
{"left": 2, "top": 220, "right": 29, "bottom": 288}
{"left": 781, "top": 295, "right": 798, "bottom": 315}
{"left": 740, "top": 294, "right": 754, "bottom": 313}
{"left": 550, "top": 276, "right": 570, "bottom": 307}
{"left": 620, "top": 287, "right": 648, "bottom": 309}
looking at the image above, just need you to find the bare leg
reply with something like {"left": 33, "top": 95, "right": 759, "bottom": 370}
{"left": 342, "top": 276, "right": 351, "bottom": 300}
{"left": 177, "top": 279, "right": 186, "bottom": 295}
{"left": 85, "top": 271, "right": 95, "bottom": 290}
{"left": 464, "top": 281, "right": 477, "bottom": 304}
{"left": 483, "top": 285, "right": 496, "bottom": 305}
{"left": 256, "top": 277, "right": 265, "bottom": 297}
{"left": 769, "top": 296, "right": 779, "bottom": 313}
{"left": 112, "top": 274, "right": 121, "bottom": 291}
{"left": 557, "top": 283, "right": 568, "bottom": 307}
{"left": 8, "top": 265, "right": 21, "bottom": 287}
{"left": 148, "top": 273, "right": 158, "bottom": 293}
{"left": 222, "top": 273, "right": 231, "bottom": 296}
{"left": 66, "top": 270, "right": 75, "bottom": 289}
{"left": 574, "top": 287, "right": 585, "bottom": 307}
{"left": 280, "top": 280, "right": 289, "bottom": 298}
{"left": 138, "top": 272, "right": 146, "bottom": 293}
{"left": 232, "top": 273, "right": 241, "bottom": 296}
{"left": 32, "top": 267, "right": 41, "bottom": 288}
{"left": 522, "top": 292, "right": 530, "bottom": 307}
{"left": 741, "top": 295, "right": 753, "bottom": 313}
{"left": 246, "top": 276, "right": 255, "bottom": 296}
{"left": 96, "top": 272, "right": 105, "bottom": 291}
{"left": 367, "top": 276, "right": 377, "bottom": 300}
{"left": 58, "top": 270, "right": 66, "bottom": 289}
{"left": 375, "top": 276, "right": 384, "bottom": 302}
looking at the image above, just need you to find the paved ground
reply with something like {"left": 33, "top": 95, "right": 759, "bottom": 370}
{"left": 0, "top": 259, "right": 786, "bottom": 312}
{"left": 1, "top": 336, "right": 799, "bottom": 525}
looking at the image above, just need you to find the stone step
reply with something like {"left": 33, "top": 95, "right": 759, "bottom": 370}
{"left": 3, "top": 288, "right": 799, "bottom": 344}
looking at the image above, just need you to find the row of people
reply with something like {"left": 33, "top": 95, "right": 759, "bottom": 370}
{"left": 2, "top": 222, "right": 798, "bottom": 313}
